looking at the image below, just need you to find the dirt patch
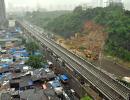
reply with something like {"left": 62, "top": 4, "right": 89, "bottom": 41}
{"left": 55, "top": 21, "right": 108, "bottom": 61}
{"left": 54, "top": 21, "right": 130, "bottom": 77}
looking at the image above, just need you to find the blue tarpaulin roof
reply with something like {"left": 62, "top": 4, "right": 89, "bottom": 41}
{"left": 0, "top": 75, "right": 2, "bottom": 80}
{"left": 16, "top": 27, "right": 21, "bottom": 32}
{"left": 18, "top": 48, "right": 26, "bottom": 52}
{"left": 0, "top": 73, "right": 5, "bottom": 79}
{"left": 60, "top": 75, "right": 69, "bottom": 80}
{"left": 13, "top": 52, "right": 29, "bottom": 58}
{"left": 28, "top": 80, "right": 33, "bottom": 85}
{"left": 34, "top": 52, "right": 41, "bottom": 56}
{"left": 9, "top": 48, "right": 16, "bottom": 53}
{"left": 21, "top": 52, "right": 29, "bottom": 57}
{"left": 13, "top": 53, "right": 21, "bottom": 57}
{"left": 0, "top": 64, "right": 9, "bottom": 68}
{"left": 52, "top": 80, "right": 61, "bottom": 88}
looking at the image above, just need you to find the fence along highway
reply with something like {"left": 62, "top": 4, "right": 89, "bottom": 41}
{"left": 18, "top": 21, "right": 130, "bottom": 100}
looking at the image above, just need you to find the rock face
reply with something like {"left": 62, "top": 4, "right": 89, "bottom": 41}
{"left": 0, "top": 0, "right": 6, "bottom": 28}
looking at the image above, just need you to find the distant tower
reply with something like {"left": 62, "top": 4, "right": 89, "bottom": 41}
{"left": 109, "top": 0, "right": 123, "bottom": 7}
{"left": 100, "top": 0, "right": 103, "bottom": 7}
{"left": 113, "top": 0, "right": 123, "bottom": 4}
{"left": 109, "top": 0, "right": 113, "bottom": 3}
{"left": 107, "top": 0, "right": 122, "bottom": 5}
{"left": 104, "top": 0, "right": 113, "bottom": 7}
{"left": 0, "top": 0, "right": 6, "bottom": 28}
{"left": 113, "top": 0, "right": 122, "bottom": 3}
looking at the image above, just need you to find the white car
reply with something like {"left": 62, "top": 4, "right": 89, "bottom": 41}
{"left": 48, "top": 80, "right": 63, "bottom": 95}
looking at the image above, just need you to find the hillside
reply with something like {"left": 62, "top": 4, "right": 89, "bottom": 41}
{"left": 24, "top": 4, "right": 130, "bottom": 62}
{"left": 55, "top": 21, "right": 107, "bottom": 60}
{"left": 25, "top": 10, "right": 71, "bottom": 28}
{"left": 44, "top": 5, "right": 130, "bottom": 62}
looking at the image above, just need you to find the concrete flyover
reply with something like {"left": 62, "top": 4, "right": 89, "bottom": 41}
{"left": 17, "top": 20, "right": 130, "bottom": 100}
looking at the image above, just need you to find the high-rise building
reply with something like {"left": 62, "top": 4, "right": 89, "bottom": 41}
{"left": 99, "top": 0, "right": 104, "bottom": 7}
{"left": 110, "top": 0, "right": 123, "bottom": 7}
{"left": 0, "top": 0, "right": 6, "bottom": 28}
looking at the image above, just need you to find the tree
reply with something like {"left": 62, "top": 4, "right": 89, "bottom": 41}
{"left": 73, "top": 6, "right": 83, "bottom": 13}
{"left": 25, "top": 41, "right": 39, "bottom": 55}
{"left": 25, "top": 55, "right": 43, "bottom": 69}
{"left": 25, "top": 5, "right": 130, "bottom": 61}
{"left": 21, "top": 37, "right": 26, "bottom": 44}
{"left": 80, "top": 96, "right": 92, "bottom": 100}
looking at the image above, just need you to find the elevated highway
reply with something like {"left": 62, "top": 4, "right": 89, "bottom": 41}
{"left": 17, "top": 21, "right": 130, "bottom": 100}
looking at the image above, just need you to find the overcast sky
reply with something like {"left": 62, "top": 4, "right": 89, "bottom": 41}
{"left": 5, "top": 0, "right": 91, "bottom": 7}
{"left": 5, "top": 0, "right": 130, "bottom": 11}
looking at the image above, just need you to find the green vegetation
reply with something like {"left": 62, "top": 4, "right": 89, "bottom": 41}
{"left": 25, "top": 10, "right": 71, "bottom": 28}
{"left": 21, "top": 37, "right": 26, "bottom": 45}
{"left": 80, "top": 96, "right": 93, "bottom": 100}
{"left": 25, "top": 55, "right": 43, "bottom": 69}
{"left": 45, "top": 5, "right": 130, "bottom": 61}
{"left": 25, "top": 41, "right": 39, "bottom": 55}
{"left": 79, "top": 46, "right": 86, "bottom": 51}
{"left": 25, "top": 4, "right": 130, "bottom": 61}
{"left": 45, "top": 6, "right": 84, "bottom": 38}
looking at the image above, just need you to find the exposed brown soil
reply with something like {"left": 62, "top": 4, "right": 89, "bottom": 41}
{"left": 54, "top": 21, "right": 130, "bottom": 77}
{"left": 56, "top": 21, "right": 108, "bottom": 61}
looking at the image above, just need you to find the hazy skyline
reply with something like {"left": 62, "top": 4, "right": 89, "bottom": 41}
{"left": 5, "top": 0, "right": 130, "bottom": 11}
{"left": 5, "top": 0, "right": 93, "bottom": 11}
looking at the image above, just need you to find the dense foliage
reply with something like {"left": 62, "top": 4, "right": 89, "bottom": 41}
{"left": 25, "top": 4, "right": 130, "bottom": 61}
{"left": 80, "top": 96, "right": 93, "bottom": 100}
{"left": 25, "top": 10, "right": 71, "bottom": 28}
{"left": 44, "top": 5, "right": 130, "bottom": 61}
{"left": 45, "top": 6, "right": 84, "bottom": 38}
{"left": 25, "top": 55, "right": 43, "bottom": 69}
{"left": 25, "top": 41, "right": 39, "bottom": 55}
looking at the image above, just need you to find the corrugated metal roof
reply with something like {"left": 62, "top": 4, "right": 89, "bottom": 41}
{"left": 0, "top": 92, "right": 11, "bottom": 100}
{"left": 20, "top": 89, "right": 48, "bottom": 100}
